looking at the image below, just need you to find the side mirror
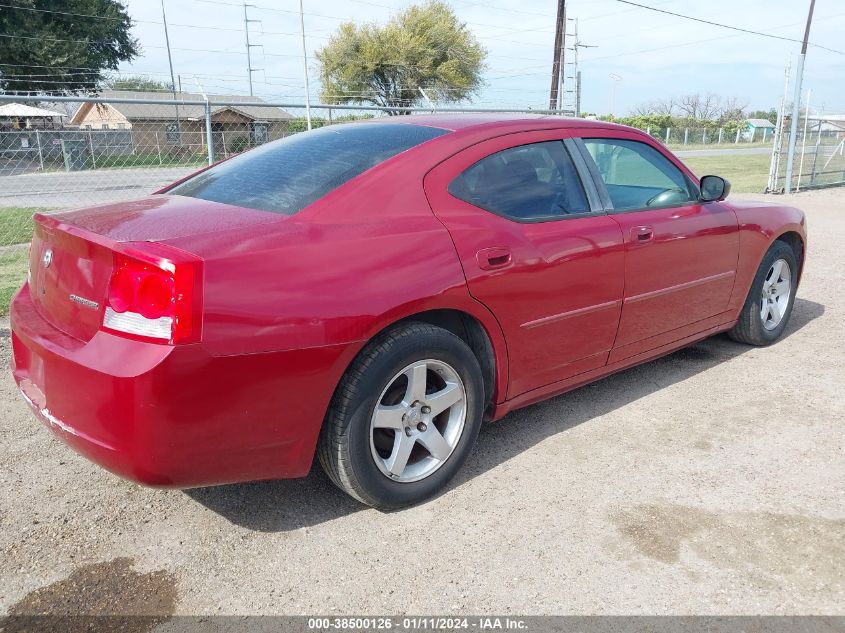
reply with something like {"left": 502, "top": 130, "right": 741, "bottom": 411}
{"left": 700, "top": 175, "right": 731, "bottom": 202}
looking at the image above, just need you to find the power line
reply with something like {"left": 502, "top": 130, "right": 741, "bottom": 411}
{"left": 613, "top": 0, "right": 845, "bottom": 55}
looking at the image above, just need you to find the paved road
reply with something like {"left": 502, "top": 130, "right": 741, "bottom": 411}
{"left": 0, "top": 166, "right": 197, "bottom": 209}
{"left": 1, "top": 189, "right": 842, "bottom": 616}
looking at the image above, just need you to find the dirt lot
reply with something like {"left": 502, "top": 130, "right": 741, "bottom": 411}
{"left": 1, "top": 189, "right": 843, "bottom": 617}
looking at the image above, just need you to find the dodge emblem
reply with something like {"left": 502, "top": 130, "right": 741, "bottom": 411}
{"left": 42, "top": 249, "right": 53, "bottom": 269}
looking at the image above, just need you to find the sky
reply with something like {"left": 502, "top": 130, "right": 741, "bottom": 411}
{"left": 117, "top": 0, "right": 845, "bottom": 116}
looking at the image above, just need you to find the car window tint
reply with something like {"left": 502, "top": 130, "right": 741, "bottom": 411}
{"left": 582, "top": 138, "right": 696, "bottom": 212}
{"left": 167, "top": 123, "right": 448, "bottom": 215}
{"left": 448, "top": 141, "right": 590, "bottom": 221}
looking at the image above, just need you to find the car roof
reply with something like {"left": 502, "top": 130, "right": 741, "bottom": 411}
{"left": 375, "top": 113, "right": 629, "bottom": 133}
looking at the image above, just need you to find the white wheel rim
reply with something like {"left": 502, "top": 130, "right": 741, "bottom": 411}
{"left": 369, "top": 359, "right": 467, "bottom": 483}
{"left": 760, "top": 258, "right": 791, "bottom": 331}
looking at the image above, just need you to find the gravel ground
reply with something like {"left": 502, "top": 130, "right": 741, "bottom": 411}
{"left": 1, "top": 188, "right": 843, "bottom": 617}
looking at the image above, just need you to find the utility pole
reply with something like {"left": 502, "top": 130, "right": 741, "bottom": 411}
{"left": 561, "top": 18, "right": 595, "bottom": 116}
{"left": 784, "top": 0, "right": 815, "bottom": 193}
{"left": 575, "top": 71, "right": 582, "bottom": 117}
{"left": 548, "top": 0, "right": 565, "bottom": 111}
{"left": 299, "top": 0, "right": 312, "bottom": 130}
{"left": 243, "top": 3, "right": 262, "bottom": 97}
{"left": 609, "top": 73, "right": 622, "bottom": 116}
{"left": 160, "top": 0, "right": 180, "bottom": 139}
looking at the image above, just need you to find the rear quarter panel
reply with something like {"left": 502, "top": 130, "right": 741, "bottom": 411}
{"left": 160, "top": 145, "right": 511, "bottom": 402}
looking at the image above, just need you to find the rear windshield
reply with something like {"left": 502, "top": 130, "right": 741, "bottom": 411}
{"left": 166, "top": 123, "right": 448, "bottom": 215}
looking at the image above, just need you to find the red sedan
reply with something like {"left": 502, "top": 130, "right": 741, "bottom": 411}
{"left": 10, "top": 115, "right": 806, "bottom": 508}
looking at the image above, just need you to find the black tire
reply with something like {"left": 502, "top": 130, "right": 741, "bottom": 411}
{"left": 729, "top": 240, "right": 799, "bottom": 346}
{"left": 318, "top": 322, "right": 485, "bottom": 509}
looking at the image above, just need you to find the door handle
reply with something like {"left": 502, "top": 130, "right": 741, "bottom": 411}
{"left": 477, "top": 247, "right": 512, "bottom": 270}
{"left": 632, "top": 226, "right": 654, "bottom": 242}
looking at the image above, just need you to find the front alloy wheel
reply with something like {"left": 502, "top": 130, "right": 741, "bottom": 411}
{"left": 729, "top": 240, "right": 799, "bottom": 346}
{"left": 760, "top": 258, "right": 792, "bottom": 331}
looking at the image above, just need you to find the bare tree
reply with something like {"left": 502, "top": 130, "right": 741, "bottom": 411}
{"left": 677, "top": 93, "right": 722, "bottom": 120}
{"left": 631, "top": 97, "right": 675, "bottom": 117}
{"left": 717, "top": 96, "right": 748, "bottom": 123}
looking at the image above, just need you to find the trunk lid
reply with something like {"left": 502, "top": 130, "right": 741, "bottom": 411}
{"left": 28, "top": 195, "right": 282, "bottom": 342}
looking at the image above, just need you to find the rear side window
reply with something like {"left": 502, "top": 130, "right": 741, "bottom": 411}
{"left": 167, "top": 123, "right": 448, "bottom": 215}
{"left": 448, "top": 141, "right": 589, "bottom": 222}
{"left": 582, "top": 138, "right": 696, "bottom": 212}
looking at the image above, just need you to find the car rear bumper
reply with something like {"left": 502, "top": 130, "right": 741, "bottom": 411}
{"left": 10, "top": 284, "right": 354, "bottom": 488}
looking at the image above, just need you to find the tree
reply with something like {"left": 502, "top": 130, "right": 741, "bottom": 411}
{"left": 632, "top": 97, "right": 676, "bottom": 117}
{"left": 716, "top": 96, "right": 748, "bottom": 124}
{"left": 316, "top": 1, "right": 486, "bottom": 113}
{"left": 0, "top": 0, "right": 139, "bottom": 95}
{"left": 747, "top": 108, "right": 778, "bottom": 125}
{"left": 103, "top": 74, "right": 172, "bottom": 92}
{"left": 676, "top": 93, "right": 722, "bottom": 120}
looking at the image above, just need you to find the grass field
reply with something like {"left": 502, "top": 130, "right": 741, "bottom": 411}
{"left": 0, "top": 249, "right": 28, "bottom": 317}
{"left": 0, "top": 208, "right": 42, "bottom": 247}
{"left": 682, "top": 153, "right": 771, "bottom": 193}
{"left": 0, "top": 208, "right": 41, "bottom": 316}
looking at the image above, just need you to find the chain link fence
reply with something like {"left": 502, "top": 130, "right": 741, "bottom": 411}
{"left": 768, "top": 114, "right": 845, "bottom": 192}
{"left": 636, "top": 126, "right": 774, "bottom": 148}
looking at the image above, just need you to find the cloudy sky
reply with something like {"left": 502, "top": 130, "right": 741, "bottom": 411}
{"left": 118, "top": 0, "right": 845, "bottom": 115}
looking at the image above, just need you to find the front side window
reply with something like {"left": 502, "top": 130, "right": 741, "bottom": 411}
{"left": 167, "top": 123, "right": 448, "bottom": 215}
{"left": 448, "top": 141, "right": 589, "bottom": 221}
{"left": 582, "top": 138, "right": 697, "bottom": 212}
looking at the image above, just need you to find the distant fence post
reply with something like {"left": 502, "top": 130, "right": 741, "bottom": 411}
{"left": 204, "top": 100, "right": 214, "bottom": 166}
{"left": 88, "top": 129, "right": 96, "bottom": 168}
{"left": 683, "top": 128, "right": 689, "bottom": 145}
{"left": 155, "top": 132, "right": 163, "bottom": 165}
{"left": 646, "top": 126, "right": 651, "bottom": 136}
{"left": 35, "top": 129, "right": 44, "bottom": 171}
{"left": 718, "top": 128, "right": 723, "bottom": 144}
{"left": 702, "top": 129, "right": 707, "bottom": 144}
{"left": 735, "top": 128, "right": 741, "bottom": 144}
{"left": 665, "top": 128, "right": 671, "bottom": 144}
{"left": 222, "top": 131, "right": 228, "bottom": 159}
{"left": 750, "top": 128, "right": 756, "bottom": 143}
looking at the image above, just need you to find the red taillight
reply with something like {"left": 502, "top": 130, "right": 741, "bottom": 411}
{"left": 102, "top": 243, "right": 202, "bottom": 344}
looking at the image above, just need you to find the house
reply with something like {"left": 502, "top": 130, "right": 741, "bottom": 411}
{"left": 745, "top": 118, "right": 776, "bottom": 141}
{"left": 69, "top": 91, "right": 294, "bottom": 152}
{"left": 0, "top": 102, "right": 66, "bottom": 131}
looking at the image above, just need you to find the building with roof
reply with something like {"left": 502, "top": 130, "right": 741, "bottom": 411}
{"left": 70, "top": 91, "right": 294, "bottom": 152}
{"left": 744, "top": 118, "right": 776, "bottom": 141}
{"left": 0, "top": 102, "right": 66, "bottom": 130}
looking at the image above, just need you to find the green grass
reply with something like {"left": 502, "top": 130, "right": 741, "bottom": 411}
{"left": 682, "top": 153, "right": 772, "bottom": 194}
{"left": 0, "top": 249, "right": 29, "bottom": 317}
{"left": 0, "top": 208, "right": 46, "bottom": 247}
{"left": 669, "top": 141, "right": 773, "bottom": 152}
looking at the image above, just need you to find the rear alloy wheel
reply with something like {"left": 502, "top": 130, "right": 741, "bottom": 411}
{"left": 318, "top": 323, "right": 484, "bottom": 509}
{"left": 370, "top": 359, "right": 467, "bottom": 483}
{"left": 729, "top": 240, "right": 798, "bottom": 345}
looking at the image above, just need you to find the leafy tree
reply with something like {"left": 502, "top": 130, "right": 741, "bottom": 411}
{"left": 747, "top": 109, "right": 778, "bottom": 125}
{"left": 0, "top": 0, "right": 139, "bottom": 95}
{"left": 316, "top": 1, "right": 486, "bottom": 113}
{"left": 104, "top": 74, "right": 172, "bottom": 92}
